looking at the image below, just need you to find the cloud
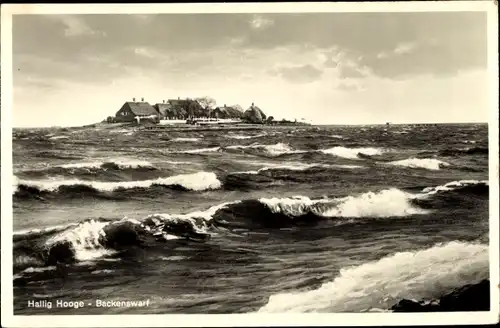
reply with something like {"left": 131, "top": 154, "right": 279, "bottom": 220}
{"left": 250, "top": 15, "right": 274, "bottom": 30}
{"left": 13, "top": 12, "right": 487, "bottom": 83}
{"left": 273, "top": 64, "right": 323, "bottom": 84}
{"left": 11, "top": 12, "right": 490, "bottom": 127}
{"left": 339, "top": 65, "right": 366, "bottom": 79}
{"left": 15, "top": 75, "right": 58, "bottom": 91}
{"left": 133, "top": 47, "right": 159, "bottom": 58}
{"left": 376, "top": 52, "right": 389, "bottom": 59}
{"left": 393, "top": 42, "right": 418, "bottom": 55}
{"left": 56, "top": 15, "right": 106, "bottom": 37}
{"left": 229, "top": 36, "right": 245, "bottom": 46}
{"left": 336, "top": 82, "right": 362, "bottom": 92}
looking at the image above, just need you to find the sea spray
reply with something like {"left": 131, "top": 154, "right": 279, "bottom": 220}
{"left": 319, "top": 147, "right": 385, "bottom": 159}
{"left": 388, "top": 158, "right": 450, "bottom": 171}
{"left": 14, "top": 171, "right": 222, "bottom": 193}
{"left": 258, "top": 241, "right": 488, "bottom": 313}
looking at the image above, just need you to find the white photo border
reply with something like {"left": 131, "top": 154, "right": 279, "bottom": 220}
{"left": 1, "top": 2, "right": 498, "bottom": 327}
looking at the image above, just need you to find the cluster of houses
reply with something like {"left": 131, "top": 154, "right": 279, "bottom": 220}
{"left": 107, "top": 97, "right": 270, "bottom": 125}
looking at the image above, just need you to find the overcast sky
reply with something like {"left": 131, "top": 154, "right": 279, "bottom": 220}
{"left": 12, "top": 11, "right": 489, "bottom": 127}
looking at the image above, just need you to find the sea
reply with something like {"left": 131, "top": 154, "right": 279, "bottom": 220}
{"left": 11, "top": 123, "right": 490, "bottom": 314}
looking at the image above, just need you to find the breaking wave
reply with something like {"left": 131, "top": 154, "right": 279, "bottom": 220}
{"left": 319, "top": 147, "right": 385, "bottom": 159}
{"left": 225, "top": 143, "right": 307, "bottom": 156}
{"left": 14, "top": 171, "right": 222, "bottom": 195}
{"left": 13, "top": 202, "right": 238, "bottom": 268}
{"left": 233, "top": 162, "right": 362, "bottom": 174}
{"left": 258, "top": 240, "right": 488, "bottom": 312}
{"left": 420, "top": 179, "right": 489, "bottom": 196}
{"left": 175, "top": 147, "right": 221, "bottom": 154}
{"left": 49, "top": 135, "right": 69, "bottom": 140}
{"left": 226, "top": 133, "right": 267, "bottom": 140}
{"left": 170, "top": 138, "right": 200, "bottom": 142}
{"left": 260, "top": 188, "right": 428, "bottom": 219}
{"left": 13, "top": 179, "right": 487, "bottom": 271}
{"left": 59, "top": 159, "right": 154, "bottom": 169}
{"left": 388, "top": 158, "right": 451, "bottom": 171}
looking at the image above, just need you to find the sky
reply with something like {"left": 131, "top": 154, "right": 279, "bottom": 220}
{"left": 12, "top": 11, "right": 490, "bottom": 127}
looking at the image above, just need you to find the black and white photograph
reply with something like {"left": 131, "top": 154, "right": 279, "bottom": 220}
{"left": 1, "top": 2, "right": 498, "bottom": 327}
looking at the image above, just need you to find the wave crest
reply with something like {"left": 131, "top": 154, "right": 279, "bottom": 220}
{"left": 60, "top": 159, "right": 154, "bottom": 169}
{"left": 170, "top": 138, "right": 200, "bottom": 142}
{"left": 421, "top": 179, "right": 488, "bottom": 196}
{"left": 226, "top": 142, "right": 307, "bottom": 156}
{"left": 388, "top": 158, "right": 451, "bottom": 171}
{"left": 260, "top": 188, "right": 427, "bottom": 219}
{"left": 319, "top": 147, "right": 385, "bottom": 159}
{"left": 14, "top": 171, "right": 221, "bottom": 194}
{"left": 259, "top": 241, "right": 488, "bottom": 313}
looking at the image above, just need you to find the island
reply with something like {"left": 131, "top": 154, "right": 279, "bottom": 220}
{"left": 102, "top": 96, "right": 311, "bottom": 129}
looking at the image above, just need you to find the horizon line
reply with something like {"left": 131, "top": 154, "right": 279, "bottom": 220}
{"left": 10, "top": 121, "right": 489, "bottom": 129}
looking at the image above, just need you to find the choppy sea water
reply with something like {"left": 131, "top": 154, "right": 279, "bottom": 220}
{"left": 12, "top": 123, "right": 489, "bottom": 314}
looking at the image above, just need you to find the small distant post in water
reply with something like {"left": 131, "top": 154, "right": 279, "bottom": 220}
{"left": 133, "top": 97, "right": 136, "bottom": 102}
{"left": 141, "top": 97, "right": 144, "bottom": 102}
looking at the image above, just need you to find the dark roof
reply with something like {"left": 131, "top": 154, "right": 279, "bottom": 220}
{"left": 126, "top": 102, "right": 158, "bottom": 116}
{"left": 246, "top": 104, "right": 264, "bottom": 112}
{"left": 154, "top": 103, "right": 172, "bottom": 110}
{"left": 243, "top": 105, "right": 267, "bottom": 123}
{"left": 167, "top": 99, "right": 184, "bottom": 106}
{"left": 154, "top": 102, "right": 190, "bottom": 117}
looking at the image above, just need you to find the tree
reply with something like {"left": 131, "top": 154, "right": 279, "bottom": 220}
{"left": 196, "top": 96, "right": 217, "bottom": 117}
{"left": 232, "top": 104, "right": 244, "bottom": 112}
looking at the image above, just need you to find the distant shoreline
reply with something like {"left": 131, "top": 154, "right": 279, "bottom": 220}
{"left": 12, "top": 121, "right": 487, "bottom": 130}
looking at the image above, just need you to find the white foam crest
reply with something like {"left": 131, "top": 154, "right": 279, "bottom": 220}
{"left": 16, "top": 172, "right": 222, "bottom": 192}
{"left": 171, "top": 137, "right": 200, "bottom": 142}
{"left": 159, "top": 172, "right": 222, "bottom": 191}
{"left": 45, "top": 220, "right": 113, "bottom": 261}
{"left": 107, "top": 129, "right": 130, "bottom": 134}
{"left": 319, "top": 147, "right": 385, "bottom": 159}
{"left": 322, "top": 188, "right": 428, "bottom": 217}
{"left": 23, "top": 266, "right": 57, "bottom": 273}
{"left": 14, "top": 223, "right": 77, "bottom": 236}
{"left": 421, "top": 179, "right": 489, "bottom": 196}
{"left": 49, "top": 135, "right": 69, "bottom": 140}
{"left": 147, "top": 201, "right": 239, "bottom": 226}
{"left": 159, "top": 256, "right": 188, "bottom": 261}
{"left": 177, "top": 147, "right": 221, "bottom": 154}
{"left": 163, "top": 160, "right": 195, "bottom": 165}
{"left": 388, "top": 158, "right": 450, "bottom": 171}
{"left": 226, "top": 143, "right": 306, "bottom": 156}
{"left": 146, "top": 214, "right": 210, "bottom": 234}
{"left": 91, "top": 269, "right": 114, "bottom": 274}
{"left": 259, "top": 241, "right": 488, "bottom": 313}
{"left": 226, "top": 133, "right": 266, "bottom": 139}
{"left": 60, "top": 159, "right": 154, "bottom": 169}
{"left": 260, "top": 189, "right": 426, "bottom": 219}
{"left": 259, "top": 196, "right": 331, "bottom": 217}
{"left": 239, "top": 162, "right": 363, "bottom": 174}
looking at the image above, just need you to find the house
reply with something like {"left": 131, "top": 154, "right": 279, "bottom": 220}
{"left": 154, "top": 100, "right": 186, "bottom": 120}
{"left": 114, "top": 99, "right": 159, "bottom": 123}
{"left": 243, "top": 102, "right": 267, "bottom": 124}
{"left": 212, "top": 104, "right": 243, "bottom": 119}
{"left": 154, "top": 98, "right": 205, "bottom": 120}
